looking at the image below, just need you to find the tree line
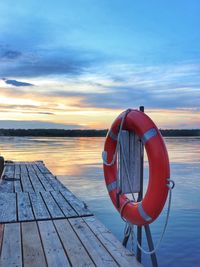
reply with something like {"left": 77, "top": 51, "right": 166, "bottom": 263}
{"left": 0, "top": 128, "right": 199, "bottom": 137}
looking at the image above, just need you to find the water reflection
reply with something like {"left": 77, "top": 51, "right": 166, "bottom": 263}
{"left": 0, "top": 136, "right": 200, "bottom": 267}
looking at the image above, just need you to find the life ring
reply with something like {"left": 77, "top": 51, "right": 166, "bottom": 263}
{"left": 103, "top": 109, "right": 170, "bottom": 226}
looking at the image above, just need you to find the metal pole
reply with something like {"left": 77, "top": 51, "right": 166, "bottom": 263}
{"left": 136, "top": 106, "right": 144, "bottom": 262}
{"left": 144, "top": 225, "right": 158, "bottom": 267}
{"left": 0, "top": 156, "right": 4, "bottom": 178}
{"left": 137, "top": 106, "right": 158, "bottom": 267}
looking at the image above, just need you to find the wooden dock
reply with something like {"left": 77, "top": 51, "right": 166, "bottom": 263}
{"left": 0, "top": 161, "right": 142, "bottom": 267}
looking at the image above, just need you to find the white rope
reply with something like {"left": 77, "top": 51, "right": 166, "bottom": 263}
{"left": 102, "top": 108, "right": 136, "bottom": 201}
{"left": 119, "top": 139, "right": 136, "bottom": 201}
{"left": 102, "top": 109, "right": 131, "bottom": 167}
{"left": 124, "top": 180, "right": 174, "bottom": 255}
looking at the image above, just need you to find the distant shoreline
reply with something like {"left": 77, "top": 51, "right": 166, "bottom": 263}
{"left": 0, "top": 129, "right": 199, "bottom": 137}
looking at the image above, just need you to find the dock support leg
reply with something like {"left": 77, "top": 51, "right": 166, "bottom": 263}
{"left": 0, "top": 156, "right": 4, "bottom": 178}
{"left": 136, "top": 226, "right": 142, "bottom": 262}
{"left": 144, "top": 225, "right": 158, "bottom": 267}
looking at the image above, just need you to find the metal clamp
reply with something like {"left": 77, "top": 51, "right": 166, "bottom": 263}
{"left": 167, "top": 178, "right": 175, "bottom": 189}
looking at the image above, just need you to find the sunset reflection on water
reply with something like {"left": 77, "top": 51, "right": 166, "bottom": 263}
{"left": 0, "top": 136, "right": 200, "bottom": 267}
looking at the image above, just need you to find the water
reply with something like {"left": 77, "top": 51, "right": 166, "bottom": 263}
{"left": 0, "top": 136, "right": 199, "bottom": 267}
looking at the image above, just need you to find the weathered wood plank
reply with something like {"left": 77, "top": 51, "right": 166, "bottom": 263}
{"left": 61, "top": 189, "right": 92, "bottom": 217}
{"left": 21, "top": 172, "right": 34, "bottom": 192}
{"left": 41, "top": 192, "right": 65, "bottom": 218}
{"left": 26, "top": 164, "right": 35, "bottom": 173}
{"left": 31, "top": 165, "right": 54, "bottom": 191}
{"left": 44, "top": 173, "right": 65, "bottom": 191}
{"left": 14, "top": 164, "right": 21, "bottom": 175}
{"left": 35, "top": 162, "right": 51, "bottom": 174}
{"left": 0, "top": 223, "right": 22, "bottom": 267}
{"left": 119, "top": 130, "right": 141, "bottom": 193}
{"left": 2, "top": 164, "right": 15, "bottom": 179}
{"left": 69, "top": 217, "right": 118, "bottom": 267}
{"left": 17, "top": 192, "right": 34, "bottom": 221}
{"left": 120, "top": 130, "right": 130, "bottom": 193}
{"left": 0, "top": 193, "right": 16, "bottom": 223}
{"left": 22, "top": 221, "right": 47, "bottom": 267}
{"left": 37, "top": 173, "right": 55, "bottom": 191}
{"left": 29, "top": 193, "right": 51, "bottom": 220}
{"left": 14, "top": 178, "right": 22, "bottom": 193}
{"left": 14, "top": 165, "right": 22, "bottom": 192}
{"left": 54, "top": 219, "right": 95, "bottom": 267}
{"left": 20, "top": 164, "right": 28, "bottom": 174}
{"left": 28, "top": 172, "right": 45, "bottom": 192}
{"left": 84, "top": 216, "right": 142, "bottom": 267}
{"left": 0, "top": 180, "right": 14, "bottom": 193}
{"left": 50, "top": 191, "right": 78, "bottom": 218}
{"left": 38, "top": 220, "right": 70, "bottom": 267}
{"left": 130, "top": 133, "right": 141, "bottom": 193}
{"left": 30, "top": 163, "right": 42, "bottom": 175}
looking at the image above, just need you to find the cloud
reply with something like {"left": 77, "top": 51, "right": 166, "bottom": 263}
{"left": 2, "top": 78, "right": 34, "bottom": 87}
{"left": 0, "top": 120, "right": 84, "bottom": 129}
{"left": 76, "top": 62, "right": 200, "bottom": 110}
{"left": 34, "top": 62, "right": 199, "bottom": 111}
{"left": 1, "top": 50, "right": 22, "bottom": 60}
{"left": 0, "top": 45, "right": 106, "bottom": 78}
{"left": 1, "top": 59, "right": 200, "bottom": 118}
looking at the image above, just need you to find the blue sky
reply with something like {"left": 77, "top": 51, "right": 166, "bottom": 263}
{"left": 0, "top": 0, "right": 200, "bottom": 129}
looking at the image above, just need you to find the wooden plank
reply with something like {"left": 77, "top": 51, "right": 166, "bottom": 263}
{"left": 38, "top": 220, "right": 70, "bottom": 267}
{"left": 14, "top": 165, "right": 22, "bottom": 192}
{"left": 41, "top": 192, "right": 65, "bottom": 218}
{"left": 0, "top": 193, "right": 16, "bottom": 223}
{"left": 69, "top": 217, "right": 118, "bottom": 267}
{"left": 130, "top": 133, "right": 141, "bottom": 193}
{"left": 4, "top": 164, "right": 15, "bottom": 172}
{"left": 61, "top": 189, "right": 92, "bottom": 216}
{"left": 2, "top": 164, "right": 15, "bottom": 179}
{"left": 17, "top": 192, "right": 34, "bottom": 221}
{"left": 20, "top": 164, "right": 28, "bottom": 174}
{"left": 119, "top": 131, "right": 141, "bottom": 193}
{"left": 26, "top": 164, "right": 35, "bottom": 173}
{"left": 54, "top": 219, "right": 95, "bottom": 267}
{"left": 35, "top": 162, "right": 51, "bottom": 174}
{"left": 0, "top": 223, "right": 22, "bottom": 267}
{"left": 120, "top": 130, "right": 130, "bottom": 193}
{"left": 84, "top": 216, "right": 142, "bottom": 267}
{"left": 44, "top": 173, "right": 65, "bottom": 191}
{"left": 22, "top": 221, "right": 47, "bottom": 267}
{"left": 28, "top": 172, "right": 45, "bottom": 192}
{"left": 31, "top": 165, "right": 54, "bottom": 191}
{"left": 14, "top": 164, "right": 21, "bottom": 175}
{"left": 21, "top": 172, "right": 34, "bottom": 192}
{"left": 50, "top": 191, "right": 78, "bottom": 218}
{"left": 14, "top": 178, "right": 22, "bottom": 193}
{"left": 0, "top": 180, "right": 14, "bottom": 193}
{"left": 37, "top": 173, "right": 54, "bottom": 191}
{"left": 29, "top": 193, "right": 51, "bottom": 220}
{"left": 30, "top": 163, "right": 42, "bottom": 175}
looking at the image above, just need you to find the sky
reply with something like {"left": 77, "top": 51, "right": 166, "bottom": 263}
{"left": 0, "top": 0, "right": 200, "bottom": 129}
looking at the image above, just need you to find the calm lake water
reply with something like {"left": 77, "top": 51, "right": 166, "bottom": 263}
{"left": 0, "top": 136, "right": 200, "bottom": 267}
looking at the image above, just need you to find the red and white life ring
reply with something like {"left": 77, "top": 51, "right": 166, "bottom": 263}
{"left": 103, "top": 109, "right": 170, "bottom": 226}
